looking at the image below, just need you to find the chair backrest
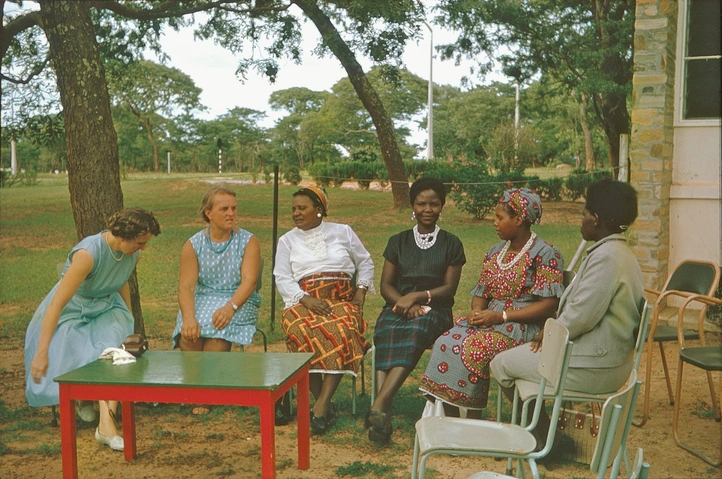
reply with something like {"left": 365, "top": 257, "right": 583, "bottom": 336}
{"left": 256, "top": 256, "right": 264, "bottom": 292}
{"left": 664, "top": 260, "right": 720, "bottom": 296}
{"left": 629, "top": 448, "right": 651, "bottom": 479}
{"left": 632, "top": 299, "right": 651, "bottom": 372}
{"left": 563, "top": 270, "right": 576, "bottom": 288}
{"left": 590, "top": 371, "right": 641, "bottom": 477}
{"left": 536, "top": 318, "right": 571, "bottom": 394}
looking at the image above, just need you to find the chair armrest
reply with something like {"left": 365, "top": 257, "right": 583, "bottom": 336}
{"left": 676, "top": 293, "right": 722, "bottom": 347}
{"left": 644, "top": 287, "right": 662, "bottom": 298}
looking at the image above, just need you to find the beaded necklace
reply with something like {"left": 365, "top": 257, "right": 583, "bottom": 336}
{"left": 413, "top": 224, "right": 440, "bottom": 250}
{"left": 206, "top": 227, "right": 234, "bottom": 254}
{"left": 496, "top": 232, "right": 536, "bottom": 271}
{"left": 103, "top": 232, "right": 123, "bottom": 262}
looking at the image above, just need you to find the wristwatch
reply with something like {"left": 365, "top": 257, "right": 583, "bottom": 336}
{"left": 229, "top": 301, "right": 239, "bottom": 311}
{"left": 357, "top": 284, "right": 368, "bottom": 290}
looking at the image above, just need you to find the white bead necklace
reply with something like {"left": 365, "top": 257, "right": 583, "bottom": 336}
{"left": 413, "top": 224, "right": 440, "bottom": 250}
{"left": 496, "top": 232, "right": 536, "bottom": 271}
{"left": 104, "top": 232, "right": 123, "bottom": 262}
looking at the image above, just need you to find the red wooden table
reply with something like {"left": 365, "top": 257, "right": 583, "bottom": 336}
{"left": 54, "top": 350, "right": 312, "bottom": 479}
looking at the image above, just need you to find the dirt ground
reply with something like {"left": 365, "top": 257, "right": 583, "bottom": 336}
{"left": 1, "top": 333, "right": 720, "bottom": 479}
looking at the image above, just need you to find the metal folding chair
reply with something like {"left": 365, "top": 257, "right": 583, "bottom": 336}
{"left": 411, "top": 318, "right": 573, "bottom": 479}
{"left": 672, "top": 292, "right": 722, "bottom": 466}
{"left": 637, "top": 259, "right": 720, "bottom": 427}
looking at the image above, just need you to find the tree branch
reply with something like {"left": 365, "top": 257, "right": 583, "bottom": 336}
{"left": 1, "top": 10, "right": 42, "bottom": 62}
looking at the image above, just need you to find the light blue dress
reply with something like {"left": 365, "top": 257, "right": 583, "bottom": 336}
{"left": 172, "top": 227, "right": 261, "bottom": 347}
{"left": 24, "top": 232, "right": 137, "bottom": 407}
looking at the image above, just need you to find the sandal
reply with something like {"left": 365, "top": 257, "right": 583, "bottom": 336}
{"left": 192, "top": 406, "right": 211, "bottom": 415}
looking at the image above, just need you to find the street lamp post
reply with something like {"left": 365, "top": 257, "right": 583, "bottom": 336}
{"left": 423, "top": 21, "right": 434, "bottom": 161}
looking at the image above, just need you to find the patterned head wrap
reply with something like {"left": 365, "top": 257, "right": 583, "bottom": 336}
{"left": 298, "top": 186, "right": 329, "bottom": 215}
{"left": 499, "top": 188, "right": 543, "bottom": 225}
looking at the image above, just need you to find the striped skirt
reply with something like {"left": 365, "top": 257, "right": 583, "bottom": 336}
{"left": 373, "top": 306, "right": 453, "bottom": 371}
{"left": 282, "top": 272, "right": 370, "bottom": 375}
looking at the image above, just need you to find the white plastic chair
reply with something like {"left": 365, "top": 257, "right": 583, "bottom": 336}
{"left": 411, "top": 318, "right": 573, "bottom": 479}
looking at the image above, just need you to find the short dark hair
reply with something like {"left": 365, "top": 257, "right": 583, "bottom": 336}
{"left": 107, "top": 207, "right": 161, "bottom": 239}
{"left": 410, "top": 177, "right": 446, "bottom": 206}
{"left": 585, "top": 179, "right": 638, "bottom": 233}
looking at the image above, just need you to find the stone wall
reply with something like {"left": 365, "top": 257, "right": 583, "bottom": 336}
{"left": 628, "top": 0, "right": 677, "bottom": 289}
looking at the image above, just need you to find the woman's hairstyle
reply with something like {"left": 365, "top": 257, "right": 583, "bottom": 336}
{"left": 410, "top": 177, "right": 446, "bottom": 206}
{"left": 199, "top": 186, "right": 236, "bottom": 223}
{"left": 107, "top": 207, "right": 161, "bottom": 240}
{"left": 498, "top": 188, "right": 543, "bottom": 225}
{"left": 585, "top": 179, "right": 638, "bottom": 233}
{"left": 293, "top": 186, "right": 328, "bottom": 216}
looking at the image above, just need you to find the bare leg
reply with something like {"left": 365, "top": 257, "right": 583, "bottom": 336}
{"left": 98, "top": 400, "right": 120, "bottom": 437}
{"left": 313, "top": 374, "right": 343, "bottom": 418}
{"left": 178, "top": 336, "right": 203, "bottom": 352}
{"left": 370, "top": 366, "right": 412, "bottom": 427}
{"left": 202, "top": 338, "right": 232, "bottom": 352}
{"left": 310, "top": 373, "right": 323, "bottom": 401}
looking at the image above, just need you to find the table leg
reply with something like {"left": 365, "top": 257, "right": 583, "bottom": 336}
{"left": 122, "top": 401, "right": 136, "bottom": 461}
{"left": 58, "top": 386, "right": 78, "bottom": 479}
{"left": 297, "top": 368, "right": 310, "bottom": 470}
{"left": 260, "top": 397, "right": 277, "bottom": 479}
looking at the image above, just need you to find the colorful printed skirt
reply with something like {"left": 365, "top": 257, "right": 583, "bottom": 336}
{"left": 282, "top": 272, "right": 370, "bottom": 375}
{"left": 373, "top": 306, "right": 453, "bottom": 371}
{"left": 420, "top": 318, "right": 538, "bottom": 409}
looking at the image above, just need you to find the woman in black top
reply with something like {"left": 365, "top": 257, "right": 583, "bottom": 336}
{"left": 367, "top": 177, "right": 466, "bottom": 443}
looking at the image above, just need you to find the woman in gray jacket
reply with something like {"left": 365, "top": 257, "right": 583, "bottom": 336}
{"left": 491, "top": 179, "right": 644, "bottom": 446}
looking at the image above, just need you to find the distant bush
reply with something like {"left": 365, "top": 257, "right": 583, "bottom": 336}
{"left": 564, "top": 168, "right": 613, "bottom": 201}
{"left": 535, "top": 177, "right": 565, "bottom": 202}
{"left": 284, "top": 166, "right": 302, "bottom": 185}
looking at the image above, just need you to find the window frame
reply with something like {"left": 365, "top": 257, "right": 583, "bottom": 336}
{"left": 674, "top": 0, "right": 722, "bottom": 126}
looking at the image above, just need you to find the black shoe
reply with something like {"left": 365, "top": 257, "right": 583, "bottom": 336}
{"left": 275, "top": 404, "right": 291, "bottom": 426}
{"left": 311, "top": 413, "right": 328, "bottom": 435}
{"left": 368, "top": 423, "right": 393, "bottom": 444}
{"left": 363, "top": 410, "right": 372, "bottom": 429}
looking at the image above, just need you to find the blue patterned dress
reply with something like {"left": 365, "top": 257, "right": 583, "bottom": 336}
{"left": 25, "top": 233, "right": 138, "bottom": 407}
{"left": 420, "top": 238, "right": 564, "bottom": 409}
{"left": 172, "top": 227, "right": 261, "bottom": 347}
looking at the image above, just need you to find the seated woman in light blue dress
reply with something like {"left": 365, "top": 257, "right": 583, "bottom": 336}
{"left": 173, "top": 187, "right": 261, "bottom": 414}
{"left": 25, "top": 207, "right": 161, "bottom": 452}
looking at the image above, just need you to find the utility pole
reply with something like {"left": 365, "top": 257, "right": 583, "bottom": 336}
{"left": 423, "top": 20, "right": 434, "bottom": 161}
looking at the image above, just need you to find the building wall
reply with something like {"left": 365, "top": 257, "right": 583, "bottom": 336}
{"left": 629, "top": 0, "right": 678, "bottom": 289}
{"left": 630, "top": 0, "right": 722, "bottom": 294}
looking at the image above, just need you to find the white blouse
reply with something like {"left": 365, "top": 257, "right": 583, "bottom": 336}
{"left": 274, "top": 222, "right": 375, "bottom": 308}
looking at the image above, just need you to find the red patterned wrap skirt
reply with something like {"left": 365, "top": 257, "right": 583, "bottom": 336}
{"left": 282, "top": 272, "right": 370, "bottom": 375}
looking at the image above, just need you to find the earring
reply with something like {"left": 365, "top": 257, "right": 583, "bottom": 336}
{"left": 317, "top": 213, "right": 322, "bottom": 218}
{"left": 411, "top": 211, "right": 416, "bottom": 221}
{"left": 439, "top": 214, "right": 442, "bottom": 222}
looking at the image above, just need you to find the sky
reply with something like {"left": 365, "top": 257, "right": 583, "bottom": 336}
{"left": 149, "top": 11, "right": 506, "bottom": 153}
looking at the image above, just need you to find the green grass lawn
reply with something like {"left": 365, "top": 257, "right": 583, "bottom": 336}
{"left": 0, "top": 173, "right": 592, "bottom": 477}
{"left": 0, "top": 172, "right": 582, "bottom": 343}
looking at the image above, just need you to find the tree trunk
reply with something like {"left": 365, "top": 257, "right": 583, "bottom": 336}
{"left": 292, "top": 0, "right": 409, "bottom": 209}
{"left": 140, "top": 116, "right": 160, "bottom": 171}
{"left": 579, "top": 93, "right": 596, "bottom": 170}
{"left": 39, "top": 0, "right": 145, "bottom": 334}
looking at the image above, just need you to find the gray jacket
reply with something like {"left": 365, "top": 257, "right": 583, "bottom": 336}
{"left": 557, "top": 234, "right": 644, "bottom": 369}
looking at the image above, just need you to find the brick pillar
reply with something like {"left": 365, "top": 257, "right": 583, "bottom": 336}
{"left": 628, "top": 0, "right": 677, "bottom": 289}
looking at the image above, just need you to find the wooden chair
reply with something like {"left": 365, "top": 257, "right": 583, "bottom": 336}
{"left": 637, "top": 259, "right": 720, "bottom": 427}
{"left": 672, "top": 292, "right": 722, "bottom": 466}
{"left": 411, "top": 319, "right": 573, "bottom": 479}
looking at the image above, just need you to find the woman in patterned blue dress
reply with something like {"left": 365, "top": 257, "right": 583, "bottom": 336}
{"left": 421, "top": 188, "right": 564, "bottom": 418}
{"left": 25, "top": 208, "right": 161, "bottom": 451}
{"left": 173, "top": 187, "right": 261, "bottom": 375}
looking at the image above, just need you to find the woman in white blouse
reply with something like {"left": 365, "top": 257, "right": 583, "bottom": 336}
{"left": 274, "top": 186, "right": 374, "bottom": 435}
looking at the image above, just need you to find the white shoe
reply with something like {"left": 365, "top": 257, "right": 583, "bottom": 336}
{"left": 95, "top": 428, "right": 124, "bottom": 451}
{"left": 76, "top": 403, "right": 97, "bottom": 423}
